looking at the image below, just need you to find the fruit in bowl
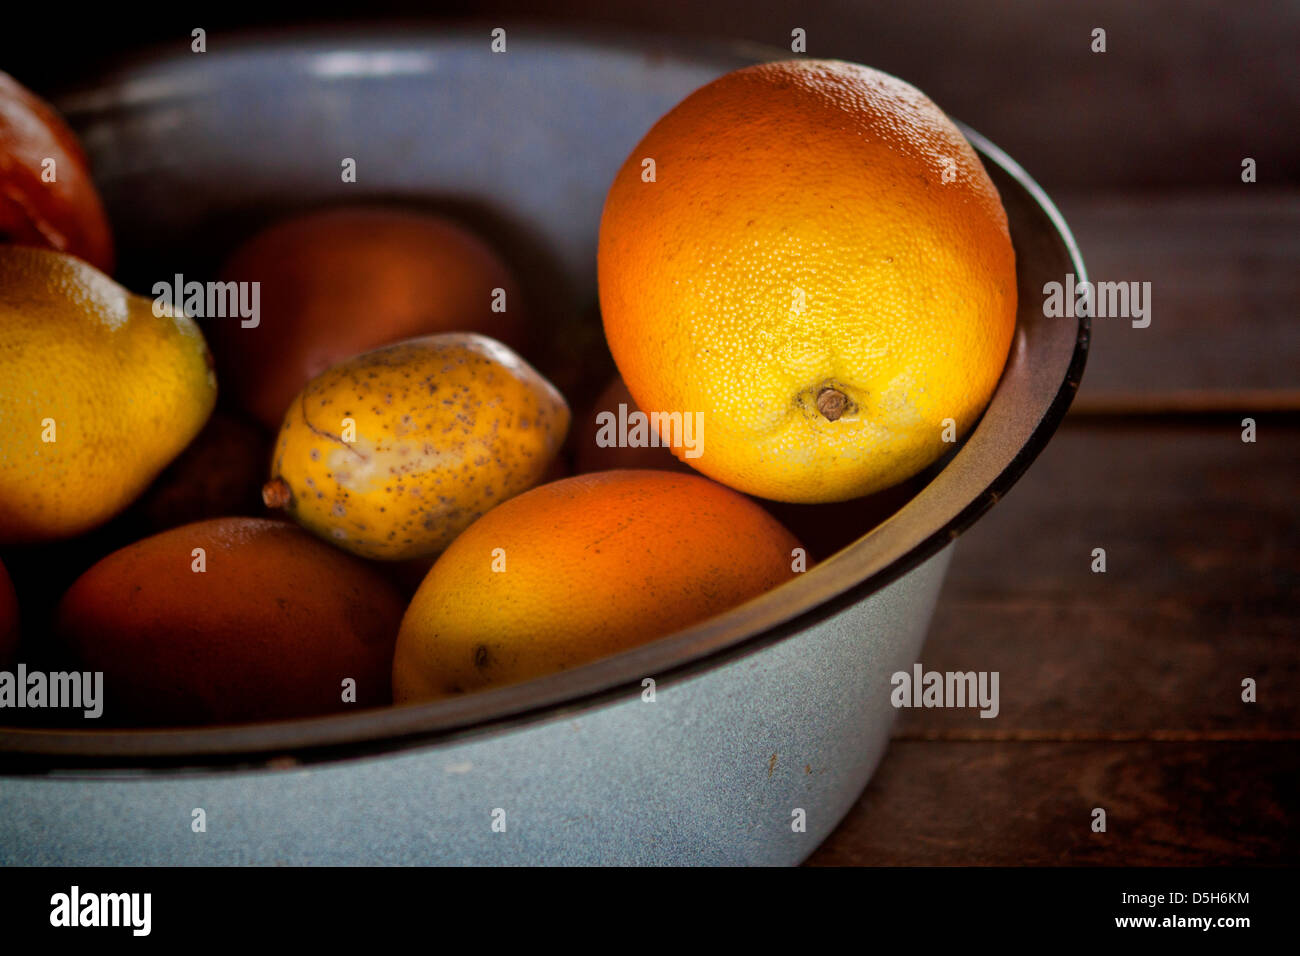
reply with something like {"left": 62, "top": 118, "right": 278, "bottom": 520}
{"left": 393, "top": 469, "right": 803, "bottom": 701}
{"left": 0, "top": 246, "right": 216, "bottom": 545}
{"left": 0, "top": 71, "right": 115, "bottom": 272}
{"left": 57, "top": 518, "right": 406, "bottom": 725}
{"left": 0, "top": 56, "right": 1016, "bottom": 727}
{"left": 599, "top": 60, "right": 1016, "bottom": 503}
{"left": 263, "top": 332, "right": 570, "bottom": 561}
{"left": 212, "top": 206, "right": 532, "bottom": 431}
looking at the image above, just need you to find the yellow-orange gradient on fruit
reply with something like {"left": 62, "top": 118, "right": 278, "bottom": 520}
{"left": 598, "top": 59, "right": 1017, "bottom": 504}
{"left": 57, "top": 518, "right": 406, "bottom": 725}
{"left": 0, "top": 247, "right": 217, "bottom": 544}
{"left": 392, "top": 469, "right": 804, "bottom": 702}
{"left": 214, "top": 207, "right": 531, "bottom": 430}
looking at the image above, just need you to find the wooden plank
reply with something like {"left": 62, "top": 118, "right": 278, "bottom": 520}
{"left": 939, "top": 418, "right": 1298, "bottom": 605}
{"left": 1054, "top": 193, "right": 1300, "bottom": 408}
{"left": 899, "top": 603, "right": 1298, "bottom": 735}
{"left": 894, "top": 419, "right": 1299, "bottom": 734}
{"left": 807, "top": 740, "right": 1299, "bottom": 865}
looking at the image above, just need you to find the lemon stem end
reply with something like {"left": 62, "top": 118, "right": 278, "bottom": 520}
{"left": 816, "top": 388, "right": 848, "bottom": 422}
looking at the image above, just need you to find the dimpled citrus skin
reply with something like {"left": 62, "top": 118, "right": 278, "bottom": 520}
{"left": 392, "top": 469, "right": 804, "bottom": 702}
{"left": 0, "top": 247, "right": 217, "bottom": 544}
{"left": 598, "top": 59, "right": 1017, "bottom": 504}
{"left": 269, "top": 332, "right": 570, "bottom": 561}
{"left": 57, "top": 518, "right": 406, "bottom": 725}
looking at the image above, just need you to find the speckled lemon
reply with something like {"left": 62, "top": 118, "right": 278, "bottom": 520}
{"left": 0, "top": 246, "right": 216, "bottom": 544}
{"left": 265, "top": 333, "right": 570, "bottom": 561}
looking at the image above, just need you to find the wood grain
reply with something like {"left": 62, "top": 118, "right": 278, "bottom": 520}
{"left": 806, "top": 740, "right": 1299, "bottom": 865}
{"left": 812, "top": 416, "right": 1298, "bottom": 863}
{"left": 895, "top": 419, "right": 1299, "bottom": 734}
{"left": 1056, "top": 193, "right": 1300, "bottom": 407}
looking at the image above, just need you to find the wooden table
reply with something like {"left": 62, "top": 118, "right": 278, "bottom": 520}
{"left": 808, "top": 192, "right": 1300, "bottom": 865}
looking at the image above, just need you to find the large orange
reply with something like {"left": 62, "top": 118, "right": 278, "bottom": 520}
{"left": 598, "top": 59, "right": 1017, "bottom": 503}
{"left": 392, "top": 470, "right": 803, "bottom": 701}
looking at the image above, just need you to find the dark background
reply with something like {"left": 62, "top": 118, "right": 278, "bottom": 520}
{"left": 4, "top": 0, "right": 1299, "bottom": 192}
{"left": 4, "top": 2, "right": 1296, "bottom": 864}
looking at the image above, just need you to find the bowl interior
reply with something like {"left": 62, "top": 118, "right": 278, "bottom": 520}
{"left": 0, "top": 27, "right": 1086, "bottom": 764}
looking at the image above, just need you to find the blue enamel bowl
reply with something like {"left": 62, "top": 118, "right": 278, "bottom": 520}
{"left": 0, "top": 26, "right": 1086, "bottom": 865}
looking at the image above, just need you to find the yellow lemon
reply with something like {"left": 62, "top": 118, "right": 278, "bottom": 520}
{"left": 0, "top": 246, "right": 216, "bottom": 543}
